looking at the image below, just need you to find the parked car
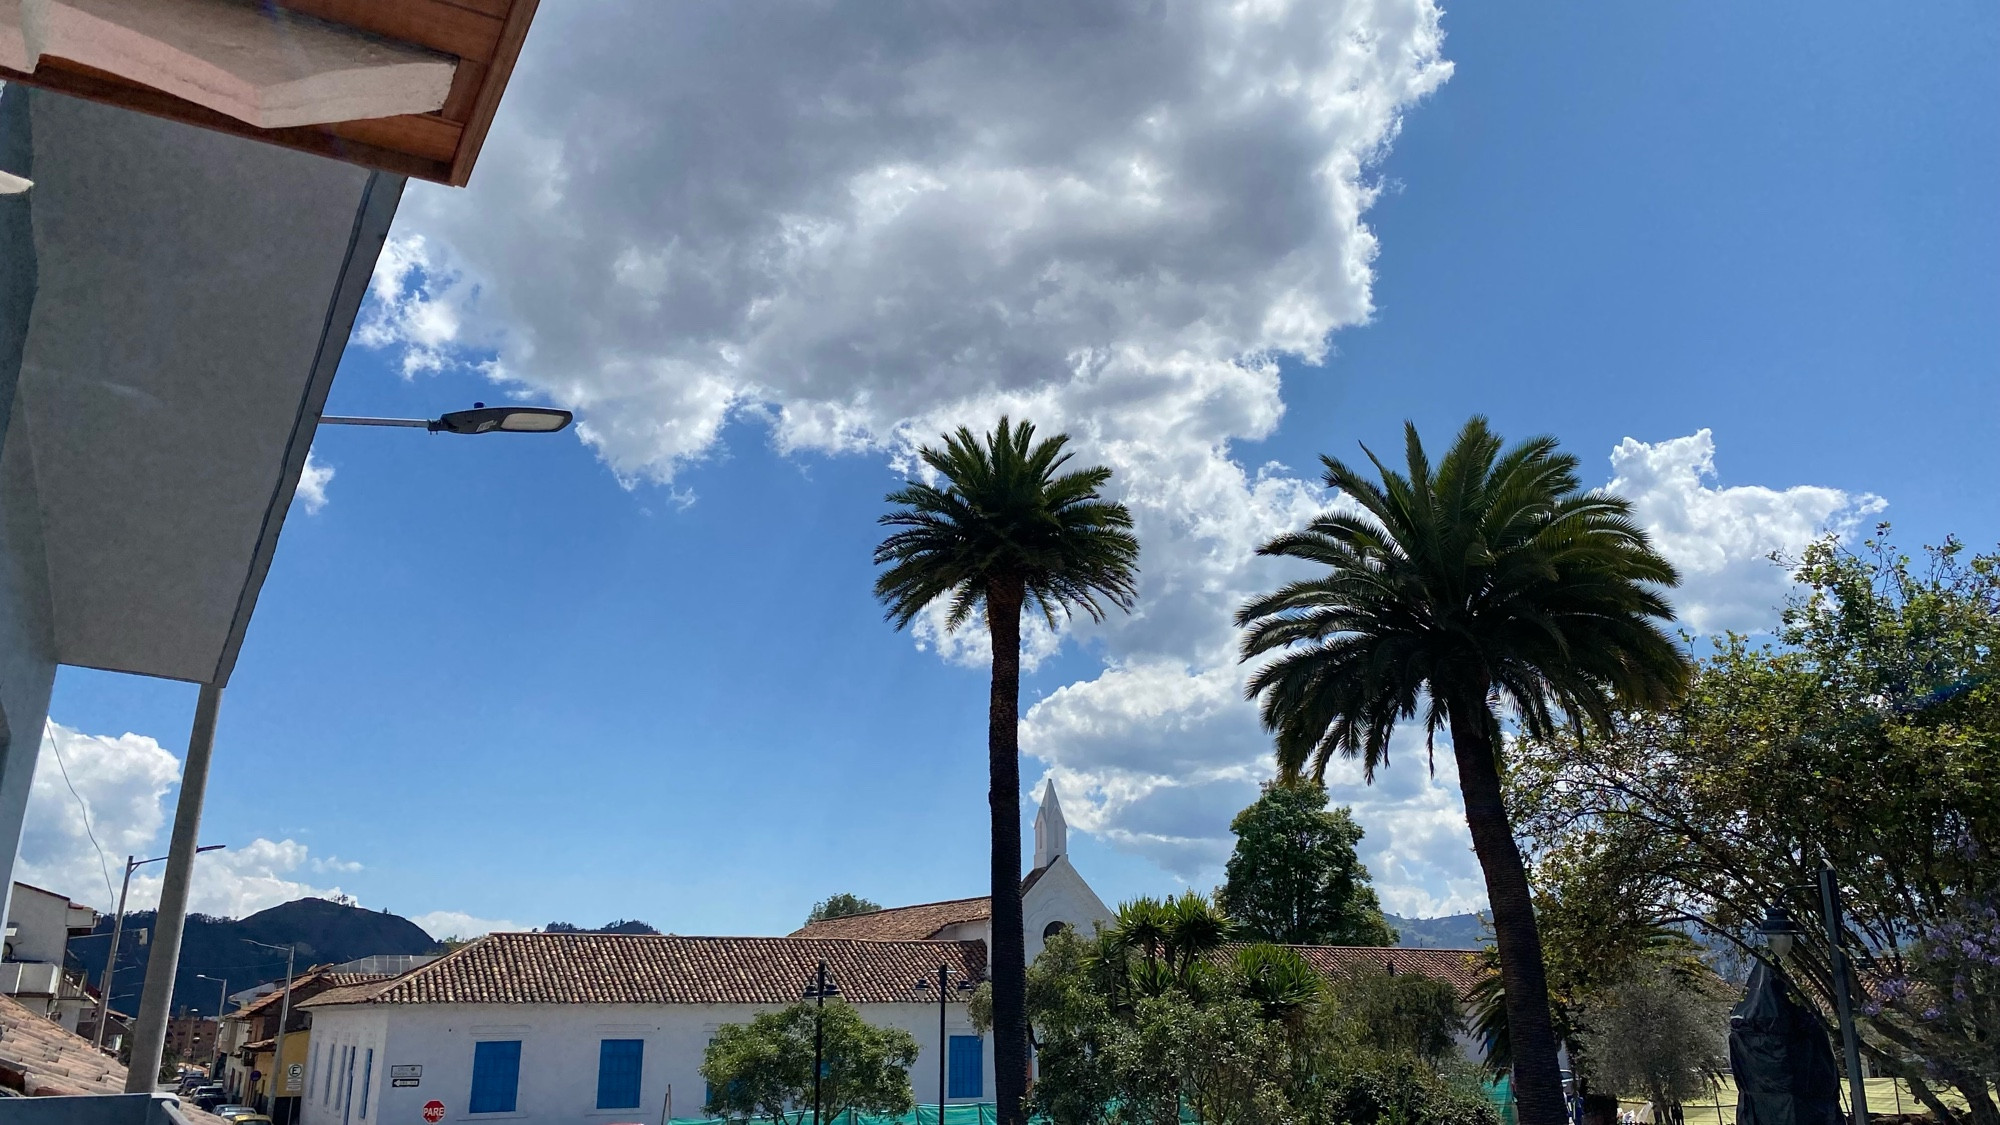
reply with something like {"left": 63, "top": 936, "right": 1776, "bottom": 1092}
{"left": 191, "top": 1087, "right": 229, "bottom": 1110}
{"left": 211, "top": 1107, "right": 255, "bottom": 1119}
{"left": 222, "top": 1116, "right": 272, "bottom": 1125}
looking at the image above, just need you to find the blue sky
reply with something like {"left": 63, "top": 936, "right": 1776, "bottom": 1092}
{"left": 21, "top": 1, "right": 1997, "bottom": 939}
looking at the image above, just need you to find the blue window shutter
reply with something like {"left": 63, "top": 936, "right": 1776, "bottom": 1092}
{"left": 596, "top": 1039, "right": 644, "bottom": 1109}
{"left": 947, "top": 1035, "right": 983, "bottom": 1099}
{"left": 360, "top": 1048, "right": 374, "bottom": 1119}
{"left": 469, "top": 1040, "right": 522, "bottom": 1114}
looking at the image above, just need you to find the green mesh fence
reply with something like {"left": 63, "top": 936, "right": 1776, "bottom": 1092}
{"left": 667, "top": 1105, "right": 1000, "bottom": 1125}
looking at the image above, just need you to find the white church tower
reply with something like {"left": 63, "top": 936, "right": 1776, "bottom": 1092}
{"left": 1033, "top": 778, "right": 1068, "bottom": 871}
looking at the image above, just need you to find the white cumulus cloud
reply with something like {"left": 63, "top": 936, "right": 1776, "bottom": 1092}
{"left": 1610, "top": 429, "right": 1886, "bottom": 635}
{"left": 294, "top": 449, "right": 334, "bottom": 515}
{"left": 409, "top": 910, "right": 526, "bottom": 941}
{"left": 17, "top": 722, "right": 498, "bottom": 927}
{"left": 345, "top": 5, "right": 1886, "bottom": 916}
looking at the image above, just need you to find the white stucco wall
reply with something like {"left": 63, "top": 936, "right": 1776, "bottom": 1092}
{"left": 1022, "top": 856, "right": 1113, "bottom": 963}
{"left": 300, "top": 1001, "right": 994, "bottom": 1125}
{"left": 4, "top": 882, "right": 71, "bottom": 964}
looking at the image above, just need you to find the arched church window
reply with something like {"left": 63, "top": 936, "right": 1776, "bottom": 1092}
{"left": 1043, "top": 921, "right": 1068, "bottom": 941}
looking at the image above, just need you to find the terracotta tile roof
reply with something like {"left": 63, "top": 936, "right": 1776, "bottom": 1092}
{"left": 232, "top": 969, "right": 391, "bottom": 1018}
{"left": 301, "top": 933, "right": 989, "bottom": 1008}
{"left": 791, "top": 896, "right": 992, "bottom": 941}
{"left": 0, "top": 995, "right": 230, "bottom": 1120}
{"left": 789, "top": 865, "right": 1061, "bottom": 941}
{"left": 0, "top": 993, "right": 125, "bottom": 1097}
{"left": 1272, "top": 945, "right": 1488, "bottom": 999}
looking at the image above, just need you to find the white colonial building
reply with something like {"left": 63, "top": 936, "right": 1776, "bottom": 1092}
{"left": 294, "top": 785, "right": 1483, "bottom": 1124}
{"left": 296, "top": 785, "right": 1113, "bottom": 1125}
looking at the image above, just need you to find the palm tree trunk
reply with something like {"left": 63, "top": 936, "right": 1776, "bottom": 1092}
{"left": 1448, "top": 704, "right": 1567, "bottom": 1125}
{"left": 986, "top": 577, "right": 1030, "bottom": 1125}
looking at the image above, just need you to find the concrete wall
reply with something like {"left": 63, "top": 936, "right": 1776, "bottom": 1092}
{"left": 0, "top": 1093, "right": 196, "bottom": 1125}
{"left": 300, "top": 1001, "right": 995, "bottom": 1125}
{"left": 4, "top": 881, "right": 71, "bottom": 963}
{"left": 0, "top": 83, "right": 58, "bottom": 946}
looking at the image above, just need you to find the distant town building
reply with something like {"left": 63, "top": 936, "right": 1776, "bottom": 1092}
{"left": 166, "top": 1012, "right": 219, "bottom": 1068}
{"left": 219, "top": 968, "right": 394, "bottom": 1122}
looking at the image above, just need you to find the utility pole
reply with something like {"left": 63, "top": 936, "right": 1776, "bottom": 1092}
{"left": 1819, "top": 865, "right": 1869, "bottom": 1125}
{"left": 94, "top": 844, "right": 224, "bottom": 1051}
{"left": 246, "top": 940, "right": 298, "bottom": 1117}
{"left": 93, "top": 856, "right": 137, "bottom": 1050}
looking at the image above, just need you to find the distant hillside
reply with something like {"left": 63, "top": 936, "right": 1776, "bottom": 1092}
{"left": 1387, "top": 912, "right": 1488, "bottom": 950}
{"left": 70, "top": 898, "right": 440, "bottom": 1018}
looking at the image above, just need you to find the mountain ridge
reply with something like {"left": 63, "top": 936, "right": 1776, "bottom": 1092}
{"left": 70, "top": 898, "right": 439, "bottom": 1018}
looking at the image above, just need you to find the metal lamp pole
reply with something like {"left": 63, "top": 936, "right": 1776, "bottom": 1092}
{"left": 913, "top": 964, "right": 973, "bottom": 1122}
{"left": 1818, "top": 865, "right": 1869, "bottom": 1125}
{"left": 95, "top": 844, "right": 226, "bottom": 1050}
{"left": 245, "top": 939, "right": 298, "bottom": 1116}
{"left": 195, "top": 974, "right": 227, "bottom": 1073}
{"left": 803, "top": 961, "right": 839, "bottom": 1125}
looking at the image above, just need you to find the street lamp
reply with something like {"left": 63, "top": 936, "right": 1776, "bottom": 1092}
{"left": 912, "top": 965, "right": 975, "bottom": 1120}
{"left": 94, "top": 844, "right": 226, "bottom": 1049}
{"left": 194, "top": 975, "right": 227, "bottom": 1076}
{"left": 803, "top": 961, "right": 840, "bottom": 1125}
{"left": 1756, "top": 906, "right": 1799, "bottom": 961}
{"left": 320, "top": 402, "right": 574, "bottom": 435}
{"left": 1757, "top": 865, "right": 1869, "bottom": 1125}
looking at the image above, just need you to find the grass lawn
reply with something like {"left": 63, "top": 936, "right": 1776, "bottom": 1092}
{"left": 1621, "top": 1078, "right": 1957, "bottom": 1125}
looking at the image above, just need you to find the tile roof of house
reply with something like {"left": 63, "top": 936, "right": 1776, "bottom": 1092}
{"left": 791, "top": 896, "right": 993, "bottom": 941}
{"left": 301, "top": 933, "right": 990, "bottom": 1008}
{"left": 0, "top": 993, "right": 124, "bottom": 1097}
{"left": 232, "top": 969, "right": 392, "bottom": 1018}
{"left": 1278, "top": 945, "right": 1489, "bottom": 999}
{"left": 0, "top": 992, "right": 223, "bottom": 1119}
{"left": 789, "top": 865, "right": 1061, "bottom": 941}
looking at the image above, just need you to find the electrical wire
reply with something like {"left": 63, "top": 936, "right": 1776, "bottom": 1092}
{"left": 46, "top": 720, "right": 118, "bottom": 910}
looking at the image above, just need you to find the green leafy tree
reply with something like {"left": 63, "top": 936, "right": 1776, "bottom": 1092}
{"left": 1023, "top": 925, "right": 1495, "bottom": 1125}
{"left": 1219, "top": 781, "right": 1396, "bottom": 946}
{"left": 1328, "top": 967, "right": 1466, "bottom": 1063}
{"left": 875, "top": 417, "right": 1140, "bottom": 1125}
{"left": 1573, "top": 965, "right": 1730, "bottom": 1121}
{"left": 807, "top": 893, "right": 883, "bottom": 925}
{"left": 700, "top": 999, "right": 919, "bottom": 1125}
{"left": 1506, "top": 532, "right": 2000, "bottom": 1125}
{"left": 1235, "top": 417, "right": 1689, "bottom": 1125}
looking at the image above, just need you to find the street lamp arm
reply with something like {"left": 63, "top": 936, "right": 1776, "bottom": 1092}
{"left": 319, "top": 416, "right": 432, "bottom": 428}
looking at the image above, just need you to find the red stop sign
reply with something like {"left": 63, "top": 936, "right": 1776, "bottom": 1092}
{"left": 422, "top": 1100, "right": 446, "bottom": 1123}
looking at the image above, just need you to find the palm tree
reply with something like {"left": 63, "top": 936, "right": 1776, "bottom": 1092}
{"left": 1234, "top": 417, "right": 1688, "bottom": 1125}
{"left": 875, "top": 417, "right": 1140, "bottom": 1125}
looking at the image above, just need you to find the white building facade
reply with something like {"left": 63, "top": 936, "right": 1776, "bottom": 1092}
{"left": 1, "top": 881, "right": 98, "bottom": 1032}
{"left": 297, "top": 938, "right": 999, "bottom": 1125}
{"left": 297, "top": 786, "right": 1115, "bottom": 1125}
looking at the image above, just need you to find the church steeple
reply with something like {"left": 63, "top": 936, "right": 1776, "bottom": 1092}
{"left": 1033, "top": 779, "right": 1068, "bottom": 871}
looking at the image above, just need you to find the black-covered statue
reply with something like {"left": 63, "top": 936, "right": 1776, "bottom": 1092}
{"left": 1729, "top": 960, "right": 1845, "bottom": 1125}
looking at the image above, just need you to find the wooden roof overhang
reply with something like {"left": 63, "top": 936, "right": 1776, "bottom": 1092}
{"left": 0, "top": 0, "right": 540, "bottom": 186}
